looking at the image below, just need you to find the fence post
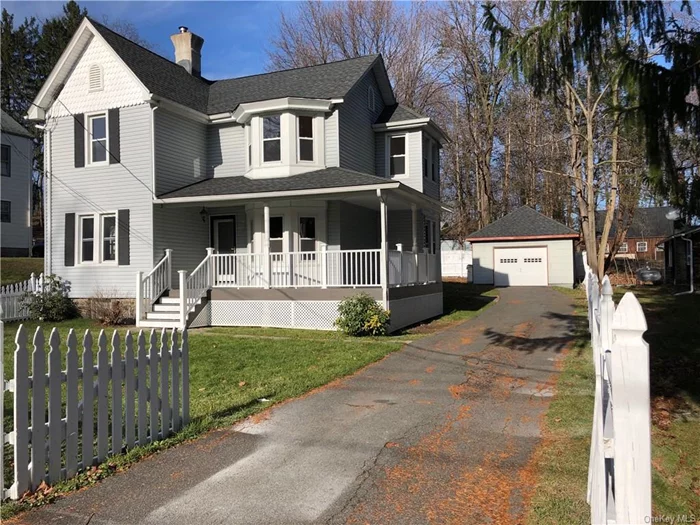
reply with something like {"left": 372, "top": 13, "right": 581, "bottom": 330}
{"left": 179, "top": 270, "right": 188, "bottom": 329}
{"left": 12, "top": 325, "right": 29, "bottom": 500}
{"left": 611, "top": 292, "right": 651, "bottom": 524}
{"left": 182, "top": 330, "right": 190, "bottom": 426}
{"left": 321, "top": 246, "right": 328, "bottom": 289}
{"left": 135, "top": 271, "right": 143, "bottom": 325}
{"left": 65, "top": 330, "right": 79, "bottom": 478}
{"left": 30, "top": 327, "right": 46, "bottom": 489}
{"left": 599, "top": 276, "right": 614, "bottom": 355}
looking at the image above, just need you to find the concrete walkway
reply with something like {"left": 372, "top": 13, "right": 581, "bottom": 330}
{"left": 13, "top": 287, "right": 577, "bottom": 525}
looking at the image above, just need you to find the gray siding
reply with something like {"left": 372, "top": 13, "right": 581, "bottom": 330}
{"left": 1, "top": 132, "right": 32, "bottom": 253}
{"left": 340, "top": 202, "right": 379, "bottom": 249}
{"left": 324, "top": 110, "right": 339, "bottom": 167}
{"left": 208, "top": 123, "right": 245, "bottom": 178}
{"left": 327, "top": 200, "right": 341, "bottom": 250}
{"left": 375, "top": 130, "right": 425, "bottom": 194}
{"left": 154, "top": 109, "right": 207, "bottom": 195}
{"left": 48, "top": 103, "right": 154, "bottom": 297}
{"left": 338, "top": 71, "right": 384, "bottom": 174}
{"left": 153, "top": 205, "right": 248, "bottom": 286}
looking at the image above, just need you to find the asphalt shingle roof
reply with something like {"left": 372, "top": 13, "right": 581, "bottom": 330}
{"left": 595, "top": 207, "right": 677, "bottom": 238}
{"left": 90, "top": 18, "right": 382, "bottom": 115}
{"left": 159, "top": 167, "right": 395, "bottom": 199}
{"left": 375, "top": 104, "right": 426, "bottom": 124}
{"left": 467, "top": 206, "right": 578, "bottom": 240}
{"left": 1, "top": 109, "right": 33, "bottom": 138}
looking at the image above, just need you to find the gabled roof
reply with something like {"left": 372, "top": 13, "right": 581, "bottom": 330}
{"left": 158, "top": 167, "right": 396, "bottom": 200}
{"left": 44, "top": 19, "right": 390, "bottom": 117}
{"left": 595, "top": 207, "right": 676, "bottom": 239}
{"left": 375, "top": 104, "right": 425, "bottom": 124}
{"left": 1, "top": 109, "right": 33, "bottom": 138}
{"left": 466, "top": 206, "right": 579, "bottom": 241}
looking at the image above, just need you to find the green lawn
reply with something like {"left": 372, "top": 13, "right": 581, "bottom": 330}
{"left": 527, "top": 286, "right": 700, "bottom": 523}
{"left": 1, "top": 258, "right": 44, "bottom": 286}
{"left": 1, "top": 281, "right": 496, "bottom": 517}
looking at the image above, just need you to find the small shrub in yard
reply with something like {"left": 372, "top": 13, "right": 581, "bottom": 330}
{"left": 22, "top": 274, "right": 78, "bottom": 322}
{"left": 86, "top": 288, "right": 134, "bottom": 325}
{"left": 335, "top": 293, "right": 390, "bottom": 336}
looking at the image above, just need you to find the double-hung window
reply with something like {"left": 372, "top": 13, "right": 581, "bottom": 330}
{"left": 88, "top": 113, "right": 108, "bottom": 164}
{"left": 1, "top": 145, "right": 10, "bottom": 177}
{"left": 636, "top": 241, "right": 648, "bottom": 253}
{"left": 80, "top": 215, "right": 95, "bottom": 262}
{"left": 1, "top": 200, "right": 11, "bottom": 223}
{"left": 269, "top": 216, "right": 284, "bottom": 253}
{"left": 263, "top": 115, "right": 281, "bottom": 162}
{"left": 299, "top": 217, "right": 316, "bottom": 259}
{"left": 618, "top": 242, "right": 628, "bottom": 253}
{"left": 102, "top": 214, "right": 117, "bottom": 262}
{"left": 298, "top": 116, "right": 314, "bottom": 162}
{"left": 389, "top": 135, "right": 406, "bottom": 177}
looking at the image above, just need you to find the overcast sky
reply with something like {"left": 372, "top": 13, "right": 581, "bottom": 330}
{"left": 4, "top": 1, "right": 300, "bottom": 79}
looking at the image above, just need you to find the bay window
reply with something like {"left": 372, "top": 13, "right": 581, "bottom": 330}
{"left": 389, "top": 135, "right": 406, "bottom": 177}
{"left": 87, "top": 113, "right": 108, "bottom": 164}
{"left": 298, "top": 116, "right": 314, "bottom": 162}
{"left": 263, "top": 115, "right": 281, "bottom": 162}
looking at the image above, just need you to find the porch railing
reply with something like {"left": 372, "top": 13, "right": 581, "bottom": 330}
{"left": 136, "top": 249, "right": 172, "bottom": 321}
{"left": 388, "top": 245, "right": 438, "bottom": 286}
{"left": 180, "top": 249, "right": 213, "bottom": 325}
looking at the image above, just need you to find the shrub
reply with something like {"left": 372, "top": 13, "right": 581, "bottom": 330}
{"left": 84, "top": 288, "right": 134, "bottom": 326}
{"left": 22, "top": 274, "right": 78, "bottom": 322}
{"left": 335, "top": 293, "right": 390, "bottom": 336}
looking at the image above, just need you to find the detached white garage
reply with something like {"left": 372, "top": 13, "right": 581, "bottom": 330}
{"left": 467, "top": 206, "right": 578, "bottom": 288}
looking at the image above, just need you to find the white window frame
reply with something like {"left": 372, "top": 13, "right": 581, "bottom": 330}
{"left": 246, "top": 124, "right": 252, "bottom": 167}
{"left": 100, "top": 213, "right": 118, "bottom": 263}
{"left": 86, "top": 112, "right": 109, "bottom": 166}
{"left": 618, "top": 242, "right": 628, "bottom": 254}
{"left": 297, "top": 115, "right": 314, "bottom": 163}
{"left": 636, "top": 241, "right": 648, "bottom": 253}
{"left": 78, "top": 212, "right": 119, "bottom": 265}
{"left": 387, "top": 133, "right": 408, "bottom": 179}
{"left": 261, "top": 114, "right": 282, "bottom": 164}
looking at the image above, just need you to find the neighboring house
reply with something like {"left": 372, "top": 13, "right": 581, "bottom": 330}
{"left": 660, "top": 226, "right": 700, "bottom": 288}
{"left": 27, "top": 19, "right": 447, "bottom": 331}
{"left": 466, "top": 206, "right": 579, "bottom": 287}
{"left": 0, "top": 110, "right": 33, "bottom": 257}
{"left": 595, "top": 207, "right": 675, "bottom": 262}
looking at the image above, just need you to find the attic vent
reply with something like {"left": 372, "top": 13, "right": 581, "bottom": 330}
{"left": 88, "top": 64, "right": 103, "bottom": 92}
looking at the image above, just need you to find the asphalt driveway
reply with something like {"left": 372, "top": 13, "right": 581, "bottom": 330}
{"left": 13, "top": 286, "right": 577, "bottom": 525}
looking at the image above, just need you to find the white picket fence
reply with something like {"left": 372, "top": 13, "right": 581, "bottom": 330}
{"left": 584, "top": 271, "right": 652, "bottom": 524}
{"left": 1, "top": 324, "right": 189, "bottom": 500}
{"left": 0, "top": 273, "right": 44, "bottom": 322}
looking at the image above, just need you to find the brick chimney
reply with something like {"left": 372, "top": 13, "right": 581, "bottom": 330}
{"left": 170, "top": 26, "right": 204, "bottom": 77}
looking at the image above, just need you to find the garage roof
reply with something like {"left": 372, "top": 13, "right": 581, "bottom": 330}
{"left": 466, "top": 206, "right": 579, "bottom": 242}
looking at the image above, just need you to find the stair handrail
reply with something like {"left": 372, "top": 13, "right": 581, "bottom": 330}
{"left": 136, "top": 249, "right": 172, "bottom": 324}
{"left": 180, "top": 248, "right": 214, "bottom": 327}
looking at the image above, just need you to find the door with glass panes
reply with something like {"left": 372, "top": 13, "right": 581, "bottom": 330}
{"left": 212, "top": 216, "right": 236, "bottom": 284}
{"left": 296, "top": 216, "right": 318, "bottom": 285}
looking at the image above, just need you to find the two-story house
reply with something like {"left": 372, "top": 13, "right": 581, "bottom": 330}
{"left": 1, "top": 110, "right": 33, "bottom": 257}
{"left": 28, "top": 19, "right": 447, "bottom": 331}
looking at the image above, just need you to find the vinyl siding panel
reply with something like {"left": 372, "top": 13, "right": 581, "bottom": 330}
{"left": 327, "top": 200, "right": 341, "bottom": 250}
{"left": 208, "top": 123, "right": 245, "bottom": 178}
{"left": 339, "top": 202, "right": 379, "bottom": 249}
{"left": 1, "top": 132, "right": 32, "bottom": 253}
{"left": 48, "top": 103, "right": 154, "bottom": 297}
{"left": 154, "top": 109, "right": 207, "bottom": 194}
{"left": 471, "top": 239, "right": 574, "bottom": 287}
{"left": 338, "top": 72, "right": 384, "bottom": 174}
{"left": 324, "top": 110, "right": 339, "bottom": 168}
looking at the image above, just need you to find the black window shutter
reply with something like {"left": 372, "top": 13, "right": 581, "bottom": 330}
{"left": 74, "top": 114, "right": 85, "bottom": 168}
{"left": 65, "top": 213, "right": 75, "bottom": 266}
{"left": 109, "top": 108, "right": 120, "bottom": 164}
{"left": 117, "top": 209, "right": 130, "bottom": 265}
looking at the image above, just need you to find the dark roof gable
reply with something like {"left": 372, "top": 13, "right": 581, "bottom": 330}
{"left": 1, "top": 109, "right": 33, "bottom": 138}
{"left": 89, "top": 19, "right": 386, "bottom": 115}
{"left": 375, "top": 104, "right": 426, "bottom": 124}
{"left": 466, "top": 206, "right": 578, "bottom": 240}
{"left": 594, "top": 207, "right": 676, "bottom": 239}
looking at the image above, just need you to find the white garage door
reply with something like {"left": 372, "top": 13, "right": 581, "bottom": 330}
{"left": 494, "top": 247, "right": 548, "bottom": 286}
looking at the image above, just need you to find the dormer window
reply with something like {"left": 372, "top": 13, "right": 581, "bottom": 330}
{"left": 88, "top": 64, "right": 103, "bottom": 92}
{"left": 263, "top": 115, "right": 281, "bottom": 162}
{"left": 298, "top": 116, "right": 314, "bottom": 162}
{"left": 389, "top": 135, "right": 406, "bottom": 177}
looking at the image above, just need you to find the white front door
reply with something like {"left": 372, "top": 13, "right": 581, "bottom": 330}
{"left": 493, "top": 246, "right": 548, "bottom": 286}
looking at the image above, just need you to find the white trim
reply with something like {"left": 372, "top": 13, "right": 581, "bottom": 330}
{"left": 386, "top": 133, "right": 408, "bottom": 179}
{"left": 77, "top": 212, "right": 119, "bottom": 266}
{"left": 85, "top": 111, "right": 109, "bottom": 166}
{"left": 375, "top": 118, "right": 429, "bottom": 129}
{"left": 636, "top": 241, "right": 648, "bottom": 253}
{"left": 296, "top": 115, "right": 315, "bottom": 163}
{"left": 618, "top": 242, "right": 629, "bottom": 254}
{"left": 78, "top": 214, "right": 95, "bottom": 264}
{"left": 373, "top": 119, "right": 450, "bottom": 145}
{"left": 261, "top": 114, "right": 282, "bottom": 164}
{"left": 234, "top": 97, "right": 333, "bottom": 124}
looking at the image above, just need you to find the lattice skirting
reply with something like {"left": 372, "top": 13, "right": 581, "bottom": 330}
{"left": 387, "top": 293, "right": 443, "bottom": 331}
{"left": 207, "top": 300, "right": 343, "bottom": 330}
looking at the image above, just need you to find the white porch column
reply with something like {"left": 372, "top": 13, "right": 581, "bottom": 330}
{"left": 378, "top": 190, "right": 389, "bottom": 307}
{"left": 263, "top": 204, "right": 271, "bottom": 289}
{"left": 178, "top": 270, "right": 188, "bottom": 329}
